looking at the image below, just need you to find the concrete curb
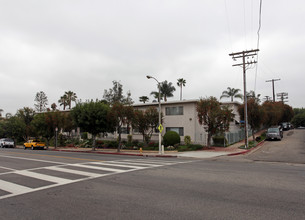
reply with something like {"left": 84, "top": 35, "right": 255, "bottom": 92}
{"left": 227, "top": 140, "right": 265, "bottom": 156}
{"left": 51, "top": 149, "right": 178, "bottom": 158}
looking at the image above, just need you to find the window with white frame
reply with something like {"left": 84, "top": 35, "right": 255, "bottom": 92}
{"left": 166, "top": 127, "right": 184, "bottom": 136}
{"left": 165, "top": 106, "right": 183, "bottom": 115}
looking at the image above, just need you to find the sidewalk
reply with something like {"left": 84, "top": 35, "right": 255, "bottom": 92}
{"left": 18, "top": 131, "right": 265, "bottom": 159}
{"left": 50, "top": 135, "right": 265, "bottom": 159}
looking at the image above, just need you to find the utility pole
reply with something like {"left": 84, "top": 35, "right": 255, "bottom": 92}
{"left": 266, "top": 78, "right": 280, "bottom": 102}
{"left": 277, "top": 92, "right": 288, "bottom": 103}
{"left": 264, "top": 95, "right": 271, "bottom": 102}
{"left": 229, "top": 49, "right": 259, "bottom": 149}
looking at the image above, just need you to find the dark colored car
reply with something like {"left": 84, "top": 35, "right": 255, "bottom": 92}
{"left": 281, "top": 122, "right": 290, "bottom": 131}
{"left": 266, "top": 126, "right": 283, "bottom": 141}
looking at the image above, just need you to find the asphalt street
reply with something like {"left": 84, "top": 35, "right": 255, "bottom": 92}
{"left": 0, "top": 130, "right": 304, "bottom": 220}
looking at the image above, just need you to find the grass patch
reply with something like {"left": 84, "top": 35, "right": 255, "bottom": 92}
{"left": 178, "top": 144, "right": 204, "bottom": 152}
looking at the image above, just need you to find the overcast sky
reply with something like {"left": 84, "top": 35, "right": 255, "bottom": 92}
{"left": 0, "top": 0, "right": 304, "bottom": 115}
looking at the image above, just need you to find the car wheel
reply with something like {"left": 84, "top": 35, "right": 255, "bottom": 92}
{"left": 24, "top": 145, "right": 26, "bottom": 150}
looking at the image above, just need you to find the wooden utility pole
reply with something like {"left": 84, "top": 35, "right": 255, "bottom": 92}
{"left": 264, "top": 95, "right": 271, "bottom": 102}
{"left": 277, "top": 92, "right": 288, "bottom": 103}
{"left": 266, "top": 78, "right": 280, "bottom": 102}
{"left": 229, "top": 49, "right": 259, "bottom": 149}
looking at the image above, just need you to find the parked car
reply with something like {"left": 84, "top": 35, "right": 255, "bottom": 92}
{"left": 281, "top": 122, "right": 290, "bottom": 131}
{"left": 24, "top": 139, "right": 46, "bottom": 150}
{"left": 266, "top": 126, "right": 283, "bottom": 141}
{"left": 0, "top": 138, "right": 15, "bottom": 148}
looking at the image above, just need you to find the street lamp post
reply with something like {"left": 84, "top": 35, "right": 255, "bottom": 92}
{"left": 146, "top": 75, "right": 162, "bottom": 155}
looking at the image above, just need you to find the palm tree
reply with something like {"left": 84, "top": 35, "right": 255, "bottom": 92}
{"left": 220, "top": 87, "right": 243, "bottom": 102}
{"left": 139, "top": 96, "right": 149, "bottom": 103}
{"left": 160, "top": 80, "right": 176, "bottom": 102}
{"left": 150, "top": 91, "right": 163, "bottom": 102}
{"left": 65, "top": 91, "right": 77, "bottom": 109}
{"left": 177, "top": 78, "right": 186, "bottom": 101}
{"left": 58, "top": 94, "right": 68, "bottom": 110}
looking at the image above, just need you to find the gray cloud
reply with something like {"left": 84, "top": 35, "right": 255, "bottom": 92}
{"left": 0, "top": 0, "right": 304, "bottom": 114}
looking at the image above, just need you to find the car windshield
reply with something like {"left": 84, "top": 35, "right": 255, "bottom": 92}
{"left": 268, "top": 128, "right": 279, "bottom": 133}
{"left": 3, "top": 138, "right": 13, "bottom": 141}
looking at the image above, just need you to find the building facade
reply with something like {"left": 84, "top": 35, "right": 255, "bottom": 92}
{"left": 116, "top": 99, "right": 242, "bottom": 146}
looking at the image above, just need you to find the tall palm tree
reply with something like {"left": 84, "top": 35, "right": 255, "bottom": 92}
{"left": 58, "top": 94, "right": 68, "bottom": 110}
{"left": 160, "top": 80, "right": 176, "bottom": 102}
{"left": 177, "top": 78, "right": 186, "bottom": 101}
{"left": 65, "top": 91, "right": 77, "bottom": 109}
{"left": 139, "top": 96, "right": 149, "bottom": 103}
{"left": 150, "top": 91, "right": 163, "bottom": 102}
{"left": 220, "top": 87, "right": 243, "bottom": 102}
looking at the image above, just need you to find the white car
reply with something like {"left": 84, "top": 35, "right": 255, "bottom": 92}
{"left": 0, "top": 138, "right": 15, "bottom": 148}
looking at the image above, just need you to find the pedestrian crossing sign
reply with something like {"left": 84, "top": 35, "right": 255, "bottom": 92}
{"left": 158, "top": 124, "right": 164, "bottom": 133}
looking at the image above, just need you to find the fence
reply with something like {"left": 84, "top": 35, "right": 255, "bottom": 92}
{"left": 224, "top": 129, "right": 253, "bottom": 146}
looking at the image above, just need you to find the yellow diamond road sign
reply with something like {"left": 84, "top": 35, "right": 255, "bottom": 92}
{"left": 158, "top": 124, "right": 164, "bottom": 133}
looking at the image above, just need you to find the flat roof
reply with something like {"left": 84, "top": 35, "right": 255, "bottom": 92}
{"left": 133, "top": 99, "right": 242, "bottom": 107}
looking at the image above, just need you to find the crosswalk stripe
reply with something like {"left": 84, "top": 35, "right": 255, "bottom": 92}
{"left": 71, "top": 164, "right": 126, "bottom": 173}
{"left": 15, "top": 170, "right": 73, "bottom": 185}
{"left": 0, "top": 179, "right": 32, "bottom": 194}
{"left": 106, "top": 161, "right": 161, "bottom": 167}
{"left": 91, "top": 162, "right": 145, "bottom": 169}
{"left": 45, "top": 166, "right": 101, "bottom": 178}
{"left": 0, "top": 158, "right": 193, "bottom": 200}
{"left": 123, "top": 159, "right": 175, "bottom": 165}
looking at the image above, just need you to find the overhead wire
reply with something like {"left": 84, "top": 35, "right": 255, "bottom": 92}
{"left": 254, "top": 0, "right": 263, "bottom": 91}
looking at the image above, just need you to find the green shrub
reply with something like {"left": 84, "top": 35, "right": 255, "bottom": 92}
{"left": 108, "top": 141, "right": 118, "bottom": 148}
{"left": 137, "top": 142, "right": 144, "bottom": 148}
{"left": 132, "top": 140, "right": 139, "bottom": 146}
{"left": 163, "top": 131, "right": 180, "bottom": 147}
{"left": 177, "top": 144, "right": 204, "bottom": 152}
{"left": 81, "top": 132, "right": 88, "bottom": 140}
{"left": 184, "top": 135, "right": 191, "bottom": 146}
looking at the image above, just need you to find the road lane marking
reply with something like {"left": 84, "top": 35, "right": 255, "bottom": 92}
{"left": 0, "top": 159, "right": 195, "bottom": 200}
{"left": 70, "top": 164, "right": 127, "bottom": 173}
{"left": 0, "top": 179, "right": 32, "bottom": 194}
{"left": 106, "top": 161, "right": 161, "bottom": 167}
{"left": 0, "top": 155, "right": 66, "bottom": 165}
{"left": 122, "top": 159, "right": 177, "bottom": 165}
{"left": 0, "top": 166, "right": 17, "bottom": 171}
{"left": 15, "top": 170, "right": 73, "bottom": 185}
{"left": 46, "top": 166, "right": 102, "bottom": 178}
{"left": 0, "top": 152, "right": 104, "bottom": 162}
{"left": 91, "top": 162, "right": 145, "bottom": 169}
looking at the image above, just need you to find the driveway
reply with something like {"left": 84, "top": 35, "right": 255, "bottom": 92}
{"left": 244, "top": 129, "right": 305, "bottom": 164}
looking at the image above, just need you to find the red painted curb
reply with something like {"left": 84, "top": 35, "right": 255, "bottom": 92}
{"left": 228, "top": 140, "right": 265, "bottom": 156}
{"left": 51, "top": 149, "right": 178, "bottom": 158}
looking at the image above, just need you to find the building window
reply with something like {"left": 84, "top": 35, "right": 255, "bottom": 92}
{"left": 166, "top": 127, "right": 184, "bottom": 136}
{"left": 165, "top": 106, "right": 183, "bottom": 115}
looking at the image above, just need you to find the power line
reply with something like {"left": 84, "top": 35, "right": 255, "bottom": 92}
{"left": 254, "top": 0, "right": 263, "bottom": 91}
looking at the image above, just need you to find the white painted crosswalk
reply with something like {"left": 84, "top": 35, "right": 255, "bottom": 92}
{"left": 0, "top": 159, "right": 192, "bottom": 200}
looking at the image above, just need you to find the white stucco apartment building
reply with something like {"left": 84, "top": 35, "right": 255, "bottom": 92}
{"left": 118, "top": 99, "right": 242, "bottom": 146}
